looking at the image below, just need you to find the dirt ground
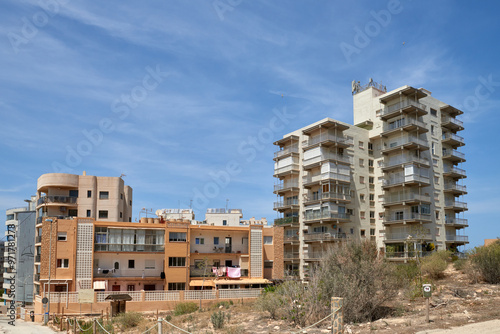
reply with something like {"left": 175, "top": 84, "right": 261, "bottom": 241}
{"left": 47, "top": 264, "right": 500, "bottom": 333}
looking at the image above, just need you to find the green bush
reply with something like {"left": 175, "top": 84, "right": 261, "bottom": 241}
{"left": 211, "top": 310, "right": 226, "bottom": 329}
{"left": 114, "top": 312, "right": 143, "bottom": 330}
{"left": 421, "top": 251, "right": 450, "bottom": 279}
{"left": 174, "top": 302, "right": 199, "bottom": 316}
{"left": 214, "top": 301, "right": 231, "bottom": 309}
{"left": 453, "top": 258, "right": 468, "bottom": 271}
{"left": 470, "top": 242, "right": 500, "bottom": 284}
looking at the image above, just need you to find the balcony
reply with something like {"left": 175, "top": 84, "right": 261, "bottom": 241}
{"left": 37, "top": 196, "right": 78, "bottom": 206}
{"left": 383, "top": 193, "right": 431, "bottom": 207}
{"left": 445, "top": 235, "right": 469, "bottom": 243}
{"left": 35, "top": 236, "right": 42, "bottom": 244}
{"left": 274, "top": 146, "right": 299, "bottom": 160}
{"left": 382, "top": 174, "right": 430, "bottom": 189}
{"left": 380, "top": 99, "right": 427, "bottom": 120}
{"left": 303, "top": 152, "right": 351, "bottom": 168}
{"left": 444, "top": 201, "right": 468, "bottom": 212}
{"left": 302, "top": 134, "right": 352, "bottom": 150}
{"left": 303, "top": 211, "right": 350, "bottom": 223}
{"left": 273, "top": 164, "right": 300, "bottom": 178}
{"left": 304, "top": 232, "right": 347, "bottom": 242}
{"left": 443, "top": 166, "right": 466, "bottom": 179}
{"left": 304, "top": 252, "right": 325, "bottom": 261}
{"left": 94, "top": 244, "right": 165, "bottom": 252}
{"left": 442, "top": 149, "right": 466, "bottom": 163}
{"left": 321, "top": 192, "right": 351, "bottom": 202}
{"left": 284, "top": 235, "right": 299, "bottom": 243}
{"left": 284, "top": 252, "right": 300, "bottom": 260}
{"left": 445, "top": 218, "right": 468, "bottom": 228}
{"left": 383, "top": 213, "right": 432, "bottom": 225}
{"left": 35, "top": 255, "right": 41, "bottom": 263}
{"left": 382, "top": 137, "right": 429, "bottom": 154}
{"left": 381, "top": 118, "right": 428, "bottom": 136}
{"left": 384, "top": 232, "right": 433, "bottom": 242}
{"left": 385, "top": 251, "right": 433, "bottom": 261}
{"left": 302, "top": 172, "right": 350, "bottom": 187}
{"left": 273, "top": 182, "right": 299, "bottom": 195}
{"left": 444, "top": 182, "right": 467, "bottom": 195}
{"left": 274, "top": 216, "right": 299, "bottom": 226}
{"left": 273, "top": 199, "right": 299, "bottom": 211}
{"left": 441, "top": 116, "right": 464, "bottom": 131}
{"left": 34, "top": 274, "right": 40, "bottom": 282}
{"left": 442, "top": 133, "right": 465, "bottom": 147}
{"left": 381, "top": 156, "right": 430, "bottom": 171}
{"left": 94, "top": 268, "right": 165, "bottom": 278}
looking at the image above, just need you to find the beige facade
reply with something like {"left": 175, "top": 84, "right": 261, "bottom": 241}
{"left": 274, "top": 81, "right": 467, "bottom": 278}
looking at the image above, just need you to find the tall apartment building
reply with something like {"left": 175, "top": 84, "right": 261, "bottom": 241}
{"left": 3, "top": 198, "right": 36, "bottom": 305}
{"left": 34, "top": 172, "right": 133, "bottom": 295}
{"left": 274, "top": 81, "right": 467, "bottom": 279}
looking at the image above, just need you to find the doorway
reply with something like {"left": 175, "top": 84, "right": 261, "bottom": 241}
{"left": 112, "top": 285, "right": 120, "bottom": 291}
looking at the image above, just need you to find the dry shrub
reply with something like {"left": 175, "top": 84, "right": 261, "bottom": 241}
{"left": 420, "top": 251, "right": 450, "bottom": 279}
{"left": 469, "top": 241, "right": 500, "bottom": 284}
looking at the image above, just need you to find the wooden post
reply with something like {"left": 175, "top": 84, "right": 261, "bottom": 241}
{"left": 92, "top": 318, "right": 96, "bottom": 333}
{"left": 426, "top": 297, "right": 430, "bottom": 323}
{"left": 156, "top": 309, "right": 159, "bottom": 320}
{"left": 60, "top": 315, "right": 63, "bottom": 331}
{"left": 331, "top": 297, "right": 344, "bottom": 334}
{"left": 157, "top": 317, "right": 163, "bottom": 334}
{"left": 73, "top": 317, "right": 77, "bottom": 334}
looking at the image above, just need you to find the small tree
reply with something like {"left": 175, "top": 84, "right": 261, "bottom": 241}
{"left": 469, "top": 241, "right": 500, "bottom": 284}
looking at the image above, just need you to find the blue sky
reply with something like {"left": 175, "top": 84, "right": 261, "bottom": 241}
{"left": 0, "top": 0, "right": 499, "bottom": 248}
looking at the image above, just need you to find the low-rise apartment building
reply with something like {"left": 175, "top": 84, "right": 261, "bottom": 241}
{"left": 274, "top": 81, "right": 467, "bottom": 279}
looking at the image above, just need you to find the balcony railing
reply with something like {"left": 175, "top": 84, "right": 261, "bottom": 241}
{"left": 443, "top": 166, "right": 466, "bottom": 177}
{"left": 94, "top": 244, "right": 165, "bottom": 252}
{"left": 304, "top": 211, "right": 350, "bottom": 222}
{"left": 274, "top": 164, "right": 300, "bottom": 176}
{"left": 446, "top": 235, "right": 469, "bottom": 242}
{"left": 284, "top": 235, "right": 299, "bottom": 242}
{"left": 302, "top": 134, "right": 352, "bottom": 148}
{"left": 382, "top": 136, "right": 428, "bottom": 152}
{"left": 383, "top": 193, "right": 431, "bottom": 205}
{"left": 35, "top": 236, "right": 42, "bottom": 243}
{"left": 274, "top": 199, "right": 299, "bottom": 209}
{"left": 381, "top": 156, "right": 429, "bottom": 169}
{"left": 34, "top": 274, "right": 40, "bottom": 282}
{"left": 284, "top": 252, "right": 300, "bottom": 259}
{"left": 445, "top": 201, "right": 468, "bottom": 209}
{"left": 94, "top": 268, "right": 165, "bottom": 278}
{"left": 37, "top": 196, "right": 77, "bottom": 206}
{"left": 35, "top": 255, "right": 41, "bottom": 263}
{"left": 442, "top": 116, "right": 464, "bottom": 128}
{"left": 383, "top": 174, "right": 429, "bottom": 187}
{"left": 303, "top": 152, "right": 351, "bottom": 166}
{"left": 385, "top": 251, "right": 433, "bottom": 259}
{"left": 274, "top": 182, "right": 299, "bottom": 192}
{"left": 382, "top": 118, "right": 427, "bottom": 133}
{"left": 444, "top": 183, "right": 467, "bottom": 192}
{"left": 321, "top": 192, "right": 351, "bottom": 201}
{"left": 385, "top": 232, "right": 432, "bottom": 241}
{"left": 445, "top": 218, "right": 468, "bottom": 226}
{"left": 380, "top": 100, "right": 426, "bottom": 118}
{"left": 303, "top": 232, "right": 346, "bottom": 242}
{"left": 442, "top": 133, "right": 465, "bottom": 145}
{"left": 274, "top": 146, "right": 299, "bottom": 159}
{"left": 442, "top": 149, "right": 465, "bottom": 160}
{"left": 384, "top": 213, "right": 432, "bottom": 223}
{"left": 274, "top": 217, "right": 299, "bottom": 226}
{"left": 304, "top": 252, "right": 325, "bottom": 260}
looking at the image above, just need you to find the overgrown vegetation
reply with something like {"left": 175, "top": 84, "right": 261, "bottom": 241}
{"left": 211, "top": 309, "right": 230, "bottom": 329}
{"left": 469, "top": 241, "right": 500, "bottom": 284}
{"left": 114, "top": 312, "right": 143, "bottom": 330}
{"left": 174, "top": 302, "right": 199, "bottom": 316}
{"left": 420, "top": 250, "right": 450, "bottom": 279}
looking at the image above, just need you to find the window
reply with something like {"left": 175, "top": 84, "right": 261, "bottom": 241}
{"left": 432, "top": 142, "right": 436, "bottom": 155}
{"left": 169, "top": 232, "right": 186, "bottom": 242}
{"left": 431, "top": 125, "right": 435, "bottom": 135}
{"left": 114, "top": 262, "right": 120, "bottom": 270}
{"left": 86, "top": 210, "right": 91, "bottom": 218}
{"left": 435, "top": 211, "right": 440, "bottom": 219}
{"left": 360, "top": 229, "right": 366, "bottom": 237}
{"left": 395, "top": 211, "right": 404, "bottom": 220}
{"left": 370, "top": 228, "right": 375, "bottom": 236}
{"left": 313, "top": 226, "right": 327, "bottom": 233}
{"left": 368, "top": 159, "right": 374, "bottom": 167}
{"left": 421, "top": 204, "right": 431, "bottom": 215}
{"left": 127, "top": 285, "right": 135, "bottom": 291}
{"left": 359, "top": 158, "right": 364, "bottom": 167}
{"left": 264, "top": 236, "right": 273, "bottom": 245}
{"left": 360, "top": 176, "right": 365, "bottom": 184}
{"left": 87, "top": 190, "right": 92, "bottom": 198}
{"left": 195, "top": 237, "right": 205, "bottom": 245}
{"left": 264, "top": 261, "right": 273, "bottom": 269}
{"left": 57, "top": 232, "right": 67, "bottom": 241}
{"left": 360, "top": 211, "right": 365, "bottom": 219}
{"left": 347, "top": 209, "right": 354, "bottom": 216}
{"left": 99, "top": 191, "right": 109, "bottom": 199}
{"left": 223, "top": 220, "right": 227, "bottom": 226}
{"left": 369, "top": 194, "right": 375, "bottom": 201}
{"left": 69, "top": 190, "right": 78, "bottom": 197}
{"left": 430, "top": 108, "right": 437, "bottom": 116}
{"left": 350, "top": 228, "right": 354, "bottom": 234}
{"left": 169, "top": 257, "right": 186, "bottom": 267}
{"left": 98, "top": 210, "right": 108, "bottom": 219}
{"left": 57, "top": 259, "right": 69, "bottom": 268}
{"left": 129, "top": 200, "right": 132, "bottom": 206}
{"left": 214, "top": 237, "right": 219, "bottom": 245}
{"left": 120, "top": 212, "right": 123, "bottom": 218}
{"left": 359, "top": 141, "right": 364, "bottom": 149}
{"left": 145, "top": 259, "right": 155, "bottom": 269}
{"left": 360, "top": 194, "right": 365, "bottom": 201}
{"left": 369, "top": 211, "right": 375, "bottom": 218}
{"left": 368, "top": 142, "right": 373, "bottom": 155}
{"left": 434, "top": 176, "right": 439, "bottom": 185}
{"left": 121, "top": 193, "right": 123, "bottom": 200}
{"left": 128, "top": 260, "right": 135, "bottom": 269}
{"left": 168, "top": 283, "right": 185, "bottom": 290}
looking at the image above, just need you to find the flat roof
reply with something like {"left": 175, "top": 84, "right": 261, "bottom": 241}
{"left": 273, "top": 135, "right": 300, "bottom": 146}
{"left": 302, "top": 119, "right": 350, "bottom": 135}
{"left": 379, "top": 86, "right": 427, "bottom": 104}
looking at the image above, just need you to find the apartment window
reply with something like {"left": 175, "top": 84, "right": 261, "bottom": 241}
{"left": 214, "top": 237, "right": 219, "bottom": 245}
{"left": 359, "top": 158, "right": 364, "bottom": 167}
{"left": 57, "top": 232, "right": 67, "bottom": 241}
{"left": 168, "top": 283, "right": 185, "bottom": 290}
{"left": 87, "top": 190, "right": 92, "bottom": 198}
{"left": 360, "top": 194, "right": 365, "bottom": 201}
{"left": 347, "top": 209, "right": 354, "bottom": 216}
{"left": 69, "top": 190, "right": 78, "bottom": 197}
{"left": 360, "top": 176, "right": 365, "bottom": 184}
{"left": 57, "top": 259, "right": 69, "bottom": 268}
{"left": 395, "top": 211, "right": 404, "bottom": 220}
{"left": 223, "top": 220, "right": 227, "bottom": 226}
{"left": 369, "top": 194, "right": 375, "bottom": 201}
{"left": 121, "top": 193, "right": 123, "bottom": 200}
{"left": 169, "top": 232, "right": 186, "bottom": 242}
{"left": 264, "top": 261, "right": 273, "bottom": 269}
{"left": 360, "top": 211, "right": 366, "bottom": 219}
{"left": 369, "top": 211, "right": 375, "bottom": 218}
{"left": 145, "top": 259, "right": 155, "bottom": 269}
{"left": 369, "top": 176, "right": 374, "bottom": 184}
{"left": 114, "top": 262, "right": 120, "bottom": 270}
{"left": 431, "top": 142, "right": 436, "bottom": 155}
{"left": 435, "top": 211, "right": 440, "bottom": 219}
{"left": 358, "top": 141, "right": 364, "bottom": 149}
{"left": 86, "top": 210, "right": 91, "bottom": 217}
{"left": 360, "top": 229, "right": 366, "bottom": 237}
{"left": 120, "top": 212, "right": 123, "bottom": 218}
{"left": 129, "top": 200, "right": 132, "bottom": 206}
{"left": 195, "top": 237, "right": 205, "bottom": 245}
{"left": 350, "top": 228, "right": 354, "bottom": 234}
{"left": 368, "top": 159, "right": 374, "bottom": 167}
{"left": 433, "top": 159, "right": 439, "bottom": 166}
{"left": 128, "top": 260, "right": 135, "bottom": 269}
{"left": 368, "top": 143, "right": 373, "bottom": 155}
{"left": 168, "top": 257, "right": 186, "bottom": 267}
{"left": 430, "top": 108, "right": 437, "bottom": 116}
{"left": 313, "top": 226, "right": 327, "bottom": 233}
{"left": 127, "top": 285, "right": 135, "bottom": 291}
{"left": 434, "top": 176, "right": 440, "bottom": 185}
{"left": 264, "top": 236, "right": 273, "bottom": 245}
{"left": 98, "top": 211, "right": 108, "bottom": 219}
{"left": 431, "top": 125, "right": 435, "bottom": 135}
{"left": 99, "top": 191, "right": 109, "bottom": 199}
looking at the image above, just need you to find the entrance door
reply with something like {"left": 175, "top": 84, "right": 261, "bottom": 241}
{"left": 225, "top": 237, "right": 232, "bottom": 253}
{"left": 225, "top": 260, "right": 232, "bottom": 267}
{"left": 112, "top": 285, "right": 120, "bottom": 291}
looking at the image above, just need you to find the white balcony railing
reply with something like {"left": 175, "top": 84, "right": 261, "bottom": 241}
{"left": 383, "top": 174, "right": 429, "bottom": 186}
{"left": 302, "top": 134, "right": 351, "bottom": 148}
{"left": 446, "top": 235, "right": 468, "bottom": 242}
{"left": 274, "top": 146, "right": 299, "bottom": 159}
{"left": 274, "top": 181, "right": 299, "bottom": 192}
{"left": 444, "top": 183, "right": 467, "bottom": 192}
{"left": 381, "top": 156, "right": 429, "bottom": 169}
{"left": 385, "top": 232, "right": 432, "bottom": 241}
{"left": 383, "top": 193, "right": 431, "bottom": 205}
{"left": 274, "top": 164, "right": 300, "bottom": 176}
{"left": 304, "top": 211, "right": 350, "bottom": 221}
{"left": 382, "top": 118, "right": 427, "bottom": 132}
{"left": 380, "top": 100, "right": 426, "bottom": 117}
{"left": 303, "top": 152, "right": 351, "bottom": 166}
{"left": 445, "top": 201, "right": 468, "bottom": 209}
{"left": 383, "top": 136, "right": 428, "bottom": 150}
{"left": 384, "top": 212, "right": 432, "bottom": 223}
{"left": 445, "top": 218, "right": 468, "bottom": 226}
{"left": 442, "top": 116, "right": 464, "bottom": 128}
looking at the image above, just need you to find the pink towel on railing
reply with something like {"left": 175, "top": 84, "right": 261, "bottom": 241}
{"left": 227, "top": 267, "right": 241, "bottom": 278}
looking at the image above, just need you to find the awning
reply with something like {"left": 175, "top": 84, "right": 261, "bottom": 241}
{"left": 105, "top": 294, "right": 132, "bottom": 301}
{"left": 189, "top": 280, "right": 215, "bottom": 287}
{"left": 93, "top": 281, "right": 106, "bottom": 289}
{"left": 215, "top": 278, "right": 271, "bottom": 285}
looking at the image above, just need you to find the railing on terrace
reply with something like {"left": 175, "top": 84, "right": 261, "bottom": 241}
{"left": 219, "top": 289, "right": 262, "bottom": 299}
{"left": 37, "top": 196, "right": 77, "bottom": 206}
{"left": 35, "top": 255, "right": 41, "bottom": 263}
{"left": 380, "top": 99, "right": 426, "bottom": 117}
{"left": 303, "top": 233, "right": 346, "bottom": 242}
{"left": 442, "top": 149, "right": 465, "bottom": 159}
{"left": 184, "top": 290, "right": 216, "bottom": 300}
{"left": 274, "top": 199, "right": 299, "bottom": 209}
{"left": 274, "top": 146, "right": 299, "bottom": 159}
{"left": 445, "top": 218, "right": 468, "bottom": 225}
{"left": 303, "top": 172, "right": 350, "bottom": 184}
{"left": 189, "top": 266, "right": 249, "bottom": 278}
{"left": 35, "top": 236, "right": 42, "bottom": 243}
{"left": 442, "top": 116, "right": 464, "bottom": 127}
{"left": 445, "top": 201, "right": 468, "bottom": 209}
{"left": 284, "top": 252, "right": 300, "bottom": 259}
{"left": 304, "top": 211, "right": 350, "bottom": 221}
{"left": 303, "top": 152, "right": 351, "bottom": 166}
{"left": 383, "top": 118, "right": 427, "bottom": 132}
{"left": 385, "top": 232, "right": 432, "bottom": 240}
{"left": 302, "top": 134, "right": 351, "bottom": 148}
{"left": 383, "top": 193, "right": 431, "bottom": 204}
{"left": 321, "top": 192, "right": 351, "bottom": 201}
{"left": 145, "top": 291, "right": 180, "bottom": 301}
{"left": 94, "top": 269, "right": 163, "bottom": 278}
{"left": 444, "top": 183, "right": 467, "bottom": 192}
{"left": 34, "top": 274, "right": 40, "bottom": 281}
{"left": 274, "top": 216, "right": 299, "bottom": 225}
{"left": 383, "top": 136, "right": 428, "bottom": 149}
{"left": 274, "top": 182, "right": 299, "bottom": 191}
{"left": 446, "top": 235, "right": 469, "bottom": 242}
{"left": 381, "top": 156, "right": 429, "bottom": 168}
{"left": 442, "top": 132, "right": 464, "bottom": 143}
{"left": 384, "top": 213, "right": 432, "bottom": 223}
{"left": 274, "top": 164, "right": 300, "bottom": 175}
{"left": 383, "top": 174, "right": 429, "bottom": 186}
{"left": 94, "top": 244, "right": 165, "bottom": 252}
{"left": 96, "top": 291, "right": 143, "bottom": 302}
{"left": 385, "top": 251, "right": 433, "bottom": 259}
{"left": 284, "top": 235, "right": 299, "bottom": 242}
{"left": 304, "top": 252, "right": 325, "bottom": 260}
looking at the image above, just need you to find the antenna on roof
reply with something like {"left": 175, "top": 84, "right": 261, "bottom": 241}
{"left": 226, "top": 199, "right": 229, "bottom": 211}
{"left": 120, "top": 174, "right": 126, "bottom": 178}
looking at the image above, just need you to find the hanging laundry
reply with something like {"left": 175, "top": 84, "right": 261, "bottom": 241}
{"left": 227, "top": 267, "right": 241, "bottom": 278}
